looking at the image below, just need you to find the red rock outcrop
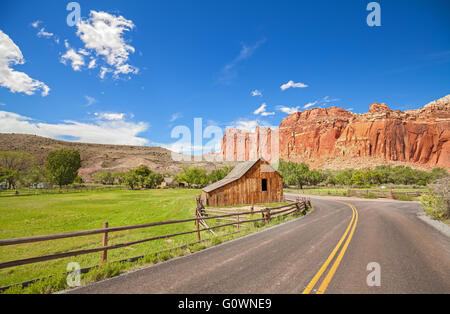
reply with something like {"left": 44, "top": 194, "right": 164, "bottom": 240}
{"left": 222, "top": 95, "right": 450, "bottom": 170}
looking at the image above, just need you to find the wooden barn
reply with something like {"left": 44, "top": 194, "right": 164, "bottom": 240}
{"left": 201, "top": 158, "right": 283, "bottom": 207}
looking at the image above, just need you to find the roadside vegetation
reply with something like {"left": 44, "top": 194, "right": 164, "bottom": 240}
{"left": 420, "top": 177, "right": 450, "bottom": 224}
{"left": 278, "top": 160, "right": 448, "bottom": 188}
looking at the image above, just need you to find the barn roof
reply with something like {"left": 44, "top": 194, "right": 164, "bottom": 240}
{"left": 203, "top": 158, "right": 275, "bottom": 193}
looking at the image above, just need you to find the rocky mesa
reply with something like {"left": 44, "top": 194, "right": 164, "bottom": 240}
{"left": 223, "top": 95, "right": 450, "bottom": 170}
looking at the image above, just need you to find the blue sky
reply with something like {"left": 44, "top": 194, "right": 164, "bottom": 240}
{"left": 0, "top": 0, "right": 449, "bottom": 153}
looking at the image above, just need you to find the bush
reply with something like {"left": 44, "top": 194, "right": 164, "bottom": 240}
{"left": 362, "top": 193, "right": 378, "bottom": 199}
{"left": 393, "top": 193, "right": 413, "bottom": 201}
{"left": 420, "top": 177, "right": 449, "bottom": 220}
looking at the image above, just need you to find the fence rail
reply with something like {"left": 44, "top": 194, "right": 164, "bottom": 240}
{"left": 288, "top": 187, "right": 427, "bottom": 198}
{"left": 0, "top": 185, "right": 127, "bottom": 197}
{"left": 0, "top": 197, "right": 310, "bottom": 271}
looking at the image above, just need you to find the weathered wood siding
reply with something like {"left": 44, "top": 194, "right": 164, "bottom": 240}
{"left": 202, "top": 159, "right": 283, "bottom": 207}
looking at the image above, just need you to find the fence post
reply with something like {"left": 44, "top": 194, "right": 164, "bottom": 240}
{"left": 101, "top": 222, "right": 108, "bottom": 263}
{"left": 195, "top": 209, "right": 201, "bottom": 242}
{"left": 236, "top": 214, "right": 240, "bottom": 231}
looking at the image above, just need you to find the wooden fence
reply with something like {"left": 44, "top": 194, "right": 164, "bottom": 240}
{"left": 289, "top": 187, "right": 426, "bottom": 199}
{"left": 0, "top": 198, "right": 310, "bottom": 271}
{"left": 0, "top": 185, "right": 127, "bottom": 197}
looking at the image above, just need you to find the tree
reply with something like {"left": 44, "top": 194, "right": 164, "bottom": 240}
{"left": 208, "top": 166, "right": 233, "bottom": 184}
{"left": 278, "top": 160, "right": 310, "bottom": 189}
{"left": 93, "top": 171, "right": 115, "bottom": 185}
{"left": 334, "top": 169, "right": 354, "bottom": 186}
{"left": 123, "top": 170, "right": 139, "bottom": 190}
{"left": 431, "top": 168, "right": 449, "bottom": 182}
{"left": 307, "top": 169, "right": 324, "bottom": 186}
{"left": 0, "top": 151, "right": 34, "bottom": 189}
{"left": 174, "top": 167, "right": 209, "bottom": 187}
{"left": 45, "top": 149, "right": 81, "bottom": 188}
{"left": 122, "top": 166, "right": 164, "bottom": 189}
{"left": 20, "top": 166, "right": 47, "bottom": 187}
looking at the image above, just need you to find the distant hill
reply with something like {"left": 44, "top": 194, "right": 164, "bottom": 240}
{"left": 0, "top": 133, "right": 234, "bottom": 180}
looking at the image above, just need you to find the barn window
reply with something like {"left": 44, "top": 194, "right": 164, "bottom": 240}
{"left": 262, "top": 179, "right": 267, "bottom": 191}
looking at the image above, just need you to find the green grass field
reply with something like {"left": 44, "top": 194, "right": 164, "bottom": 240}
{"left": 0, "top": 188, "right": 208, "bottom": 287}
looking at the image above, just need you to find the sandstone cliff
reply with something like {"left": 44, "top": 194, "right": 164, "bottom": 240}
{"left": 222, "top": 95, "right": 450, "bottom": 170}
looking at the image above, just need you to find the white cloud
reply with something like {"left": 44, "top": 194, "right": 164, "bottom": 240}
{"left": 253, "top": 103, "right": 266, "bottom": 115}
{"left": 61, "top": 48, "right": 85, "bottom": 71}
{"left": 88, "top": 58, "right": 97, "bottom": 69}
{"left": 94, "top": 112, "right": 126, "bottom": 121}
{"left": 280, "top": 80, "right": 308, "bottom": 91}
{"left": 277, "top": 106, "right": 300, "bottom": 115}
{"left": 303, "top": 101, "right": 317, "bottom": 109}
{"left": 31, "top": 20, "right": 42, "bottom": 29}
{"left": 254, "top": 103, "right": 275, "bottom": 116}
{"left": 277, "top": 96, "right": 339, "bottom": 115}
{"left": 220, "top": 39, "right": 266, "bottom": 83}
{"left": 170, "top": 112, "right": 182, "bottom": 122}
{"left": 0, "top": 110, "right": 148, "bottom": 146}
{"left": 84, "top": 95, "right": 97, "bottom": 107}
{"left": 76, "top": 11, "right": 138, "bottom": 78}
{"left": 321, "top": 96, "right": 339, "bottom": 104}
{"left": 227, "top": 118, "right": 276, "bottom": 132}
{"left": 0, "top": 102, "right": 6, "bottom": 106}
{"left": 78, "top": 48, "right": 89, "bottom": 56}
{"left": 0, "top": 30, "right": 50, "bottom": 96}
{"left": 251, "top": 89, "right": 262, "bottom": 97}
{"left": 346, "top": 108, "right": 354, "bottom": 111}
{"left": 99, "top": 66, "right": 111, "bottom": 79}
{"left": 37, "top": 28, "right": 54, "bottom": 38}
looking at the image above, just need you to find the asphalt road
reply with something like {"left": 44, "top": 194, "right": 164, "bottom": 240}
{"left": 67, "top": 194, "right": 450, "bottom": 294}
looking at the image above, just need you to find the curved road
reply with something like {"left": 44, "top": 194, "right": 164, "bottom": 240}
{"left": 67, "top": 194, "right": 450, "bottom": 294}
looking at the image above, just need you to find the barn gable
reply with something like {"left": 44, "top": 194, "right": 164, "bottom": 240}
{"left": 201, "top": 158, "right": 283, "bottom": 207}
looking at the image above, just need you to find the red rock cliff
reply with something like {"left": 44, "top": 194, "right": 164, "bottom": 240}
{"left": 222, "top": 95, "right": 450, "bottom": 170}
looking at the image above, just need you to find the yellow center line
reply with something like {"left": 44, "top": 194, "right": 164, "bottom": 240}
{"left": 316, "top": 203, "right": 358, "bottom": 294}
{"left": 301, "top": 201, "right": 356, "bottom": 294}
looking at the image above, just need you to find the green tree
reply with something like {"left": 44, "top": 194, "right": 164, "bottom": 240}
{"left": 45, "top": 149, "right": 81, "bottom": 188}
{"left": 334, "top": 169, "right": 354, "bottom": 186}
{"left": 208, "top": 166, "right": 233, "bottom": 184}
{"left": 307, "top": 169, "right": 324, "bottom": 186}
{"left": 175, "top": 167, "right": 209, "bottom": 187}
{"left": 351, "top": 170, "right": 365, "bottom": 187}
{"left": 430, "top": 168, "right": 449, "bottom": 182}
{"left": 93, "top": 171, "right": 115, "bottom": 185}
{"left": 123, "top": 170, "right": 139, "bottom": 190}
{"left": 0, "top": 151, "right": 34, "bottom": 189}
{"left": 278, "top": 160, "right": 310, "bottom": 189}
{"left": 20, "top": 166, "right": 47, "bottom": 187}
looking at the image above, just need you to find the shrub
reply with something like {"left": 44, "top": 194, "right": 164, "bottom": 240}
{"left": 362, "top": 193, "right": 378, "bottom": 199}
{"left": 393, "top": 193, "right": 413, "bottom": 201}
{"left": 421, "top": 177, "right": 449, "bottom": 220}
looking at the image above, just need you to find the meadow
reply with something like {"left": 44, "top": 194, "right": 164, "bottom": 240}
{"left": 0, "top": 188, "right": 205, "bottom": 287}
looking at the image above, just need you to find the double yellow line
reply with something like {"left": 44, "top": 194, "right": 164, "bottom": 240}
{"left": 302, "top": 201, "right": 358, "bottom": 294}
